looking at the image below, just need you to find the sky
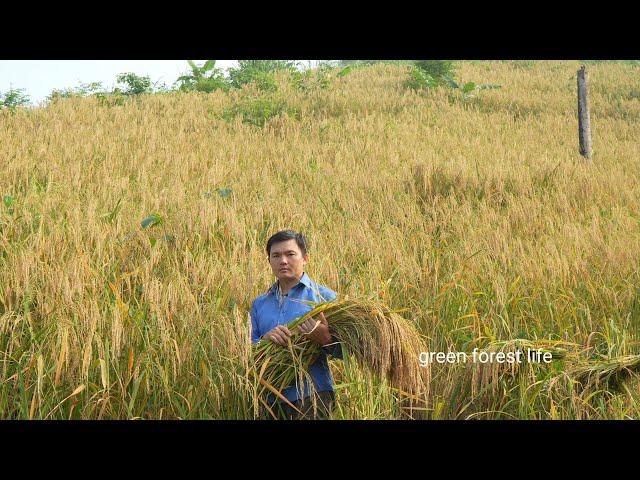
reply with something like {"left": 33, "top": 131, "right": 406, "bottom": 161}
{"left": 0, "top": 60, "right": 241, "bottom": 105}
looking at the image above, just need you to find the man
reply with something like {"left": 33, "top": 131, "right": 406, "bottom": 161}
{"left": 250, "top": 230, "right": 342, "bottom": 420}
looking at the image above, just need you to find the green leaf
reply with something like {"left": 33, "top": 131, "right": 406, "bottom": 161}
{"left": 215, "top": 187, "right": 232, "bottom": 199}
{"left": 101, "top": 197, "right": 123, "bottom": 223}
{"left": 3, "top": 195, "right": 15, "bottom": 209}
{"left": 128, "top": 371, "right": 146, "bottom": 417}
{"left": 163, "top": 234, "right": 176, "bottom": 244}
{"left": 203, "top": 60, "right": 216, "bottom": 72}
{"left": 424, "top": 74, "right": 437, "bottom": 88}
{"left": 337, "top": 66, "right": 352, "bottom": 78}
{"left": 141, "top": 214, "right": 163, "bottom": 229}
{"left": 462, "top": 82, "right": 477, "bottom": 93}
{"left": 478, "top": 83, "right": 502, "bottom": 90}
{"left": 187, "top": 60, "right": 202, "bottom": 79}
{"left": 443, "top": 75, "right": 459, "bottom": 89}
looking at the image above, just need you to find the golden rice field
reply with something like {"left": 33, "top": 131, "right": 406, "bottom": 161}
{"left": 2, "top": 60, "right": 640, "bottom": 419}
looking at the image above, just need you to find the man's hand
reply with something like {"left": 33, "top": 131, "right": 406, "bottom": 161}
{"left": 263, "top": 325, "right": 292, "bottom": 346}
{"left": 297, "top": 312, "right": 332, "bottom": 346}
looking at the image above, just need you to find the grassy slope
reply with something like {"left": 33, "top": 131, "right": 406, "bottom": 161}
{"left": 1, "top": 61, "right": 640, "bottom": 419}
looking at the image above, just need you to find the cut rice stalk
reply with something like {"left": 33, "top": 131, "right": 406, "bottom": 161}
{"left": 251, "top": 299, "right": 431, "bottom": 407}
{"left": 568, "top": 354, "right": 640, "bottom": 392}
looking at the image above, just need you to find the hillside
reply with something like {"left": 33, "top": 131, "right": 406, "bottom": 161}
{"left": 1, "top": 61, "right": 640, "bottom": 419}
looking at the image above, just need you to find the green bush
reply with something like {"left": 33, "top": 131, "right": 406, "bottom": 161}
{"left": 444, "top": 78, "right": 502, "bottom": 101}
{"left": 228, "top": 60, "right": 299, "bottom": 90}
{"left": 96, "top": 91, "right": 127, "bottom": 107}
{"left": 220, "top": 94, "right": 298, "bottom": 127}
{"left": 0, "top": 88, "right": 30, "bottom": 111}
{"left": 317, "top": 60, "right": 341, "bottom": 68}
{"left": 47, "top": 82, "right": 105, "bottom": 103}
{"left": 175, "top": 60, "right": 230, "bottom": 93}
{"left": 248, "top": 70, "right": 278, "bottom": 93}
{"left": 414, "top": 60, "right": 457, "bottom": 86}
{"left": 405, "top": 66, "right": 438, "bottom": 90}
{"left": 338, "top": 60, "right": 414, "bottom": 67}
{"left": 290, "top": 67, "right": 331, "bottom": 92}
{"left": 407, "top": 60, "right": 500, "bottom": 100}
{"left": 115, "top": 72, "right": 153, "bottom": 96}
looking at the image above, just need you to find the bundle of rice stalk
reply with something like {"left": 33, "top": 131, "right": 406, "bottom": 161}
{"left": 251, "top": 298, "right": 430, "bottom": 407}
{"left": 467, "top": 339, "right": 575, "bottom": 400}
{"left": 568, "top": 354, "right": 640, "bottom": 393}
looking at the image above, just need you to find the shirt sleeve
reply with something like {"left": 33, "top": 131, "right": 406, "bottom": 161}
{"left": 320, "top": 287, "right": 337, "bottom": 302}
{"left": 250, "top": 301, "right": 261, "bottom": 344}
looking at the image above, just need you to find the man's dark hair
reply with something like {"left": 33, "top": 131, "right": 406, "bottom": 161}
{"left": 266, "top": 230, "right": 308, "bottom": 256}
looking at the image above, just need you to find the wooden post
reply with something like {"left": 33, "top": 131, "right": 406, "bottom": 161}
{"left": 577, "top": 65, "right": 592, "bottom": 159}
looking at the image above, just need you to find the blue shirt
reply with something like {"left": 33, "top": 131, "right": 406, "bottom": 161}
{"left": 250, "top": 272, "right": 342, "bottom": 402}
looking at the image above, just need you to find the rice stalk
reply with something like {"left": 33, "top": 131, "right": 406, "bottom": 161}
{"left": 567, "top": 354, "right": 640, "bottom": 392}
{"left": 448, "top": 338, "right": 578, "bottom": 418}
{"left": 466, "top": 338, "right": 575, "bottom": 398}
{"left": 251, "top": 298, "right": 430, "bottom": 412}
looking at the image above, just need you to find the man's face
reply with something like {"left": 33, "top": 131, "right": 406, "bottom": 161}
{"left": 268, "top": 239, "right": 308, "bottom": 283}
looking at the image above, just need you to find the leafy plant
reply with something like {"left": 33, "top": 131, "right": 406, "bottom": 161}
{"left": 140, "top": 213, "right": 163, "bottom": 229}
{"left": 115, "top": 72, "right": 153, "bottom": 96}
{"left": 445, "top": 77, "right": 502, "bottom": 100}
{"left": 214, "top": 187, "right": 233, "bottom": 199}
{"left": 97, "top": 92, "right": 127, "bottom": 107}
{"left": 403, "top": 65, "right": 503, "bottom": 101}
{"left": 337, "top": 60, "right": 414, "bottom": 68}
{"left": 414, "top": 60, "right": 457, "bottom": 86}
{"left": 0, "top": 88, "right": 30, "bottom": 111}
{"left": 338, "top": 60, "right": 379, "bottom": 67}
{"left": 47, "top": 82, "right": 106, "bottom": 103}
{"left": 175, "top": 60, "right": 229, "bottom": 93}
{"left": 290, "top": 68, "right": 331, "bottom": 92}
{"left": 220, "top": 94, "right": 298, "bottom": 128}
{"left": 249, "top": 71, "right": 279, "bottom": 93}
{"left": 317, "top": 60, "right": 341, "bottom": 68}
{"left": 405, "top": 66, "right": 438, "bottom": 90}
{"left": 337, "top": 66, "right": 352, "bottom": 78}
{"left": 101, "top": 197, "right": 123, "bottom": 223}
{"left": 405, "top": 61, "right": 476, "bottom": 93}
{"left": 3, "top": 195, "right": 15, "bottom": 214}
{"left": 204, "top": 187, "right": 233, "bottom": 199}
{"left": 228, "top": 60, "right": 299, "bottom": 90}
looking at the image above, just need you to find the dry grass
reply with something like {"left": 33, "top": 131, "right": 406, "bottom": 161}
{"left": 1, "top": 61, "right": 640, "bottom": 418}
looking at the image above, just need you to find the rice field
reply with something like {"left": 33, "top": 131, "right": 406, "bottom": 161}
{"left": 1, "top": 60, "right": 640, "bottom": 419}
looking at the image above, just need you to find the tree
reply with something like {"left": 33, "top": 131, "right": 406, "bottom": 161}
{"left": 227, "top": 60, "right": 299, "bottom": 89}
{"left": 0, "top": 87, "right": 30, "bottom": 110}
{"left": 115, "top": 72, "right": 153, "bottom": 95}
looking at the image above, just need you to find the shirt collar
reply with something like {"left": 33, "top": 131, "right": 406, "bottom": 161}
{"left": 268, "top": 271, "right": 313, "bottom": 295}
{"left": 298, "top": 272, "right": 313, "bottom": 289}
